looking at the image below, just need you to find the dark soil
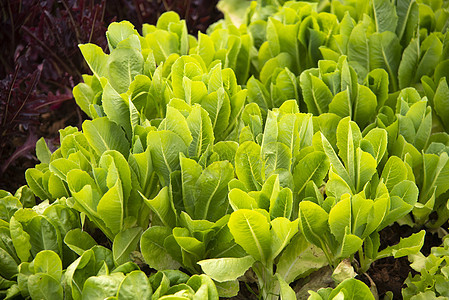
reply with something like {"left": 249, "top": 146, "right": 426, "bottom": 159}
{"left": 356, "top": 223, "right": 444, "bottom": 299}
{"left": 363, "top": 256, "right": 413, "bottom": 298}
{"left": 232, "top": 281, "right": 259, "bottom": 300}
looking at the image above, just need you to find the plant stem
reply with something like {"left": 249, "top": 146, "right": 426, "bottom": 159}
{"left": 358, "top": 248, "right": 372, "bottom": 274}
{"left": 320, "top": 241, "right": 335, "bottom": 271}
{"left": 253, "top": 262, "right": 278, "bottom": 300}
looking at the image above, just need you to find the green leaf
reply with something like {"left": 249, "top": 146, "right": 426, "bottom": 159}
{"left": 146, "top": 30, "right": 179, "bottom": 65}
{"left": 33, "top": 250, "right": 62, "bottom": 280}
{"left": 228, "top": 209, "right": 271, "bottom": 264}
{"left": 321, "top": 133, "right": 351, "bottom": 188}
{"left": 329, "top": 89, "right": 351, "bottom": 119}
{"left": 97, "top": 178, "right": 124, "bottom": 236}
{"left": 117, "top": 271, "right": 152, "bottom": 300}
{"left": 172, "top": 227, "right": 205, "bottom": 266}
{"left": 0, "top": 276, "right": 16, "bottom": 291}
{"left": 381, "top": 156, "right": 408, "bottom": 191}
{"left": 355, "top": 148, "right": 377, "bottom": 192}
{"left": 141, "top": 187, "right": 176, "bottom": 229}
{"left": 83, "top": 117, "right": 130, "bottom": 158}
{"left": 0, "top": 248, "right": 18, "bottom": 280}
{"left": 106, "top": 21, "right": 138, "bottom": 50}
{"left": 213, "top": 141, "right": 238, "bottom": 164}
{"left": 336, "top": 116, "right": 362, "bottom": 181}
{"left": 372, "top": 0, "right": 398, "bottom": 33}
{"left": 49, "top": 158, "right": 80, "bottom": 182}
{"left": 399, "top": 35, "right": 443, "bottom": 89}
{"left": 171, "top": 56, "right": 204, "bottom": 99}
{"left": 260, "top": 53, "right": 292, "bottom": 84}
{"left": 64, "top": 229, "right": 97, "bottom": 256}
{"left": 14, "top": 186, "right": 35, "bottom": 209}
{"left": 201, "top": 88, "right": 231, "bottom": 137}
{"left": 9, "top": 216, "right": 31, "bottom": 262}
{"left": 380, "top": 180, "right": 418, "bottom": 229}
{"left": 73, "top": 82, "right": 95, "bottom": 118}
{"left": 264, "top": 143, "right": 292, "bottom": 179}
{"left": 194, "top": 161, "right": 234, "bottom": 221}
{"left": 25, "top": 168, "right": 52, "bottom": 201}
{"left": 354, "top": 85, "right": 377, "bottom": 128}
{"left": 28, "top": 273, "right": 63, "bottom": 300}
{"left": 140, "top": 226, "right": 181, "bottom": 271}
{"left": 113, "top": 227, "right": 143, "bottom": 265}
{"left": 298, "top": 201, "right": 330, "bottom": 249}
{"left": 377, "top": 230, "right": 425, "bottom": 259}
{"left": 36, "top": 138, "right": 52, "bottom": 164}
{"left": 395, "top": 0, "right": 418, "bottom": 44}
{"left": 228, "top": 188, "right": 258, "bottom": 211}
{"left": 79, "top": 44, "right": 109, "bottom": 78}
{"left": 214, "top": 280, "right": 239, "bottom": 298}
{"left": 338, "top": 228, "right": 363, "bottom": 258}
{"left": 434, "top": 78, "right": 449, "bottom": 132}
{"left": 179, "top": 156, "right": 202, "bottom": 217}
{"left": 235, "top": 141, "right": 264, "bottom": 191}
{"left": 276, "top": 233, "right": 328, "bottom": 284}
{"left": 308, "top": 74, "right": 333, "bottom": 115}
{"left": 293, "top": 151, "right": 329, "bottom": 195}
{"left": 196, "top": 32, "right": 215, "bottom": 67}
{"left": 270, "top": 218, "right": 299, "bottom": 259}
{"left": 147, "top": 130, "right": 187, "bottom": 186}
{"left": 187, "top": 274, "right": 219, "bottom": 299}
{"left": 370, "top": 32, "right": 401, "bottom": 91}
{"left": 328, "top": 278, "right": 374, "bottom": 300}
{"left": 365, "top": 69, "right": 389, "bottom": 109}
{"left": 270, "top": 188, "right": 293, "bottom": 220}
{"left": 102, "top": 82, "right": 132, "bottom": 138}
{"left": 159, "top": 106, "right": 193, "bottom": 147}
{"left": 276, "top": 273, "right": 296, "bottom": 300}
{"left": 28, "top": 216, "right": 61, "bottom": 257}
{"left": 0, "top": 195, "right": 22, "bottom": 222}
{"left": 108, "top": 46, "right": 144, "bottom": 94}
{"left": 328, "top": 196, "right": 351, "bottom": 242}
{"left": 198, "top": 256, "right": 255, "bottom": 283}
{"left": 100, "top": 150, "right": 132, "bottom": 202}
{"left": 267, "top": 18, "right": 300, "bottom": 74}
{"left": 421, "top": 152, "right": 449, "bottom": 202}
{"left": 186, "top": 105, "right": 214, "bottom": 159}
{"left": 277, "top": 114, "right": 302, "bottom": 159}
{"left": 247, "top": 76, "right": 271, "bottom": 112}
{"left": 361, "top": 128, "right": 387, "bottom": 163}
{"left": 82, "top": 273, "right": 125, "bottom": 300}
{"left": 348, "top": 18, "right": 370, "bottom": 80}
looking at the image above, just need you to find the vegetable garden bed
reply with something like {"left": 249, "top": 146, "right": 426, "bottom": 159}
{"left": 1, "top": 0, "right": 449, "bottom": 299}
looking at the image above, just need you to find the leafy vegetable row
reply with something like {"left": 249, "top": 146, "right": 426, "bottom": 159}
{"left": 1, "top": 0, "right": 449, "bottom": 299}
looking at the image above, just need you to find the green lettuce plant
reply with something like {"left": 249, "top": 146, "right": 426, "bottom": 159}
{"left": 25, "top": 123, "right": 152, "bottom": 243}
{"left": 246, "top": 1, "right": 339, "bottom": 73}
{"left": 298, "top": 116, "right": 426, "bottom": 273}
{"left": 75, "top": 17, "right": 248, "bottom": 142}
{"left": 300, "top": 57, "right": 387, "bottom": 129}
{"left": 198, "top": 102, "right": 335, "bottom": 299}
{"left": 0, "top": 188, "right": 81, "bottom": 299}
{"left": 403, "top": 235, "right": 449, "bottom": 299}
{"left": 318, "top": 1, "right": 449, "bottom": 92}
{"left": 367, "top": 88, "right": 449, "bottom": 228}
{"left": 199, "top": 21, "right": 254, "bottom": 85}
{"left": 2, "top": 2, "right": 449, "bottom": 299}
{"left": 307, "top": 278, "right": 375, "bottom": 300}
{"left": 199, "top": 209, "right": 301, "bottom": 300}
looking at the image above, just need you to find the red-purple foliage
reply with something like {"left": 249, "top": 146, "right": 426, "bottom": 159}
{"left": 0, "top": 0, "right": 223, "bottom": 189}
